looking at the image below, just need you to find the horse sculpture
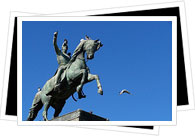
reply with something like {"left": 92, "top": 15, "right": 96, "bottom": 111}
{"left": 27, "top": 36, "right": 103, "bottom": 121}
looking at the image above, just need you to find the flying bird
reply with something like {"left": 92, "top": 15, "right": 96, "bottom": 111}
{"left": 119, "top": 89, "right": 132, "bottom": 95}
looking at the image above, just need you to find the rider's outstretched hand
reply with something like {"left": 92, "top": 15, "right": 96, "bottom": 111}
{"left": 54, "top": 31, "right": 58, "bottom": 37}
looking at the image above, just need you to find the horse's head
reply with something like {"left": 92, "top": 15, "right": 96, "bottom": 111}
{"left": 83, "top": 36, "right": 103, "bottom": 60}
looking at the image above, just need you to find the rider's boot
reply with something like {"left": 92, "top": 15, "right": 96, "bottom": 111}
{"left": 77, "top": 85, "right": 86, "bottom": 99}
{"left": 78, "top": 91, "right": 86, "bottom": 99}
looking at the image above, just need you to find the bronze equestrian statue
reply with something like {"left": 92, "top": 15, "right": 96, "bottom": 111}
{"left": 27, "top": 32, "right": 103, "bottom": 121}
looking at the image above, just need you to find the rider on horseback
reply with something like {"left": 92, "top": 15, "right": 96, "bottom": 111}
{"left": 53, "top": 32, "right": 71, "bottom": 90}
{"left": 53, "top": 32, "right": 86, "bottom": 99}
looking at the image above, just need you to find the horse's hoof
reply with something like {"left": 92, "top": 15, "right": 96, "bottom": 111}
{"left": 78, "top": 94, "right": 86, "bottom": 99}
{"left": 98, "top": 89, "right": 103, "bottom": 95}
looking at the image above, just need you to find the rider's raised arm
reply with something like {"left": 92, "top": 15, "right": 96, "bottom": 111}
{"left": 53, "top": 31, "right": 61, "bottom": 55}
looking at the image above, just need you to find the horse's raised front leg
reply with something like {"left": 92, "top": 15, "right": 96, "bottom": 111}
{"left": 87, "top": 73, "right": 103, "bottom": 95}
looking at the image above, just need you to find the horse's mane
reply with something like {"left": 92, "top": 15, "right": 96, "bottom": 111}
{"left": 71, "top": 40, "right": 86, "bottom": 59}
{"left": 66, "top": 40, "right": 86, "bottom": 68}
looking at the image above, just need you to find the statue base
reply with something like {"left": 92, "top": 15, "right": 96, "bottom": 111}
{"left": 51, "top": 109, "right": 109, "bottom": 121}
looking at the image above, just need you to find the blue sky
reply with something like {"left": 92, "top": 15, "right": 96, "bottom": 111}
{"left": 22, "top": 20, "right": 172, "bottom": 121}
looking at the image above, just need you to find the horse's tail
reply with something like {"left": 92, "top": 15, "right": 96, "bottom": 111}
{"left": 27, "top": 91, "right": 43, "bottom": 121}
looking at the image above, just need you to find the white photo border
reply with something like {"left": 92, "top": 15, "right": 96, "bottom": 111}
{"left": 0, "top": 1, "right": 192, "bottom": 134}
{"left": 1, "top": 2, "right": 191, "bottom": 122}
{"left": 17, "top": 16, "right": 177, "bottom": 126}
{"left": 78, "top": 126, "right": 159, "bottom": 135}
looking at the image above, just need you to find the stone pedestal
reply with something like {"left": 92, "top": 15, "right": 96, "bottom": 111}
{"left": 51, "top": 109, "right": 109, "bottom": 121}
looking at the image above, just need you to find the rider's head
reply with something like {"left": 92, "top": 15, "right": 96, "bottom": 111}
{"left": 62, "top": 39, "right": 68, "bottom": 53}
